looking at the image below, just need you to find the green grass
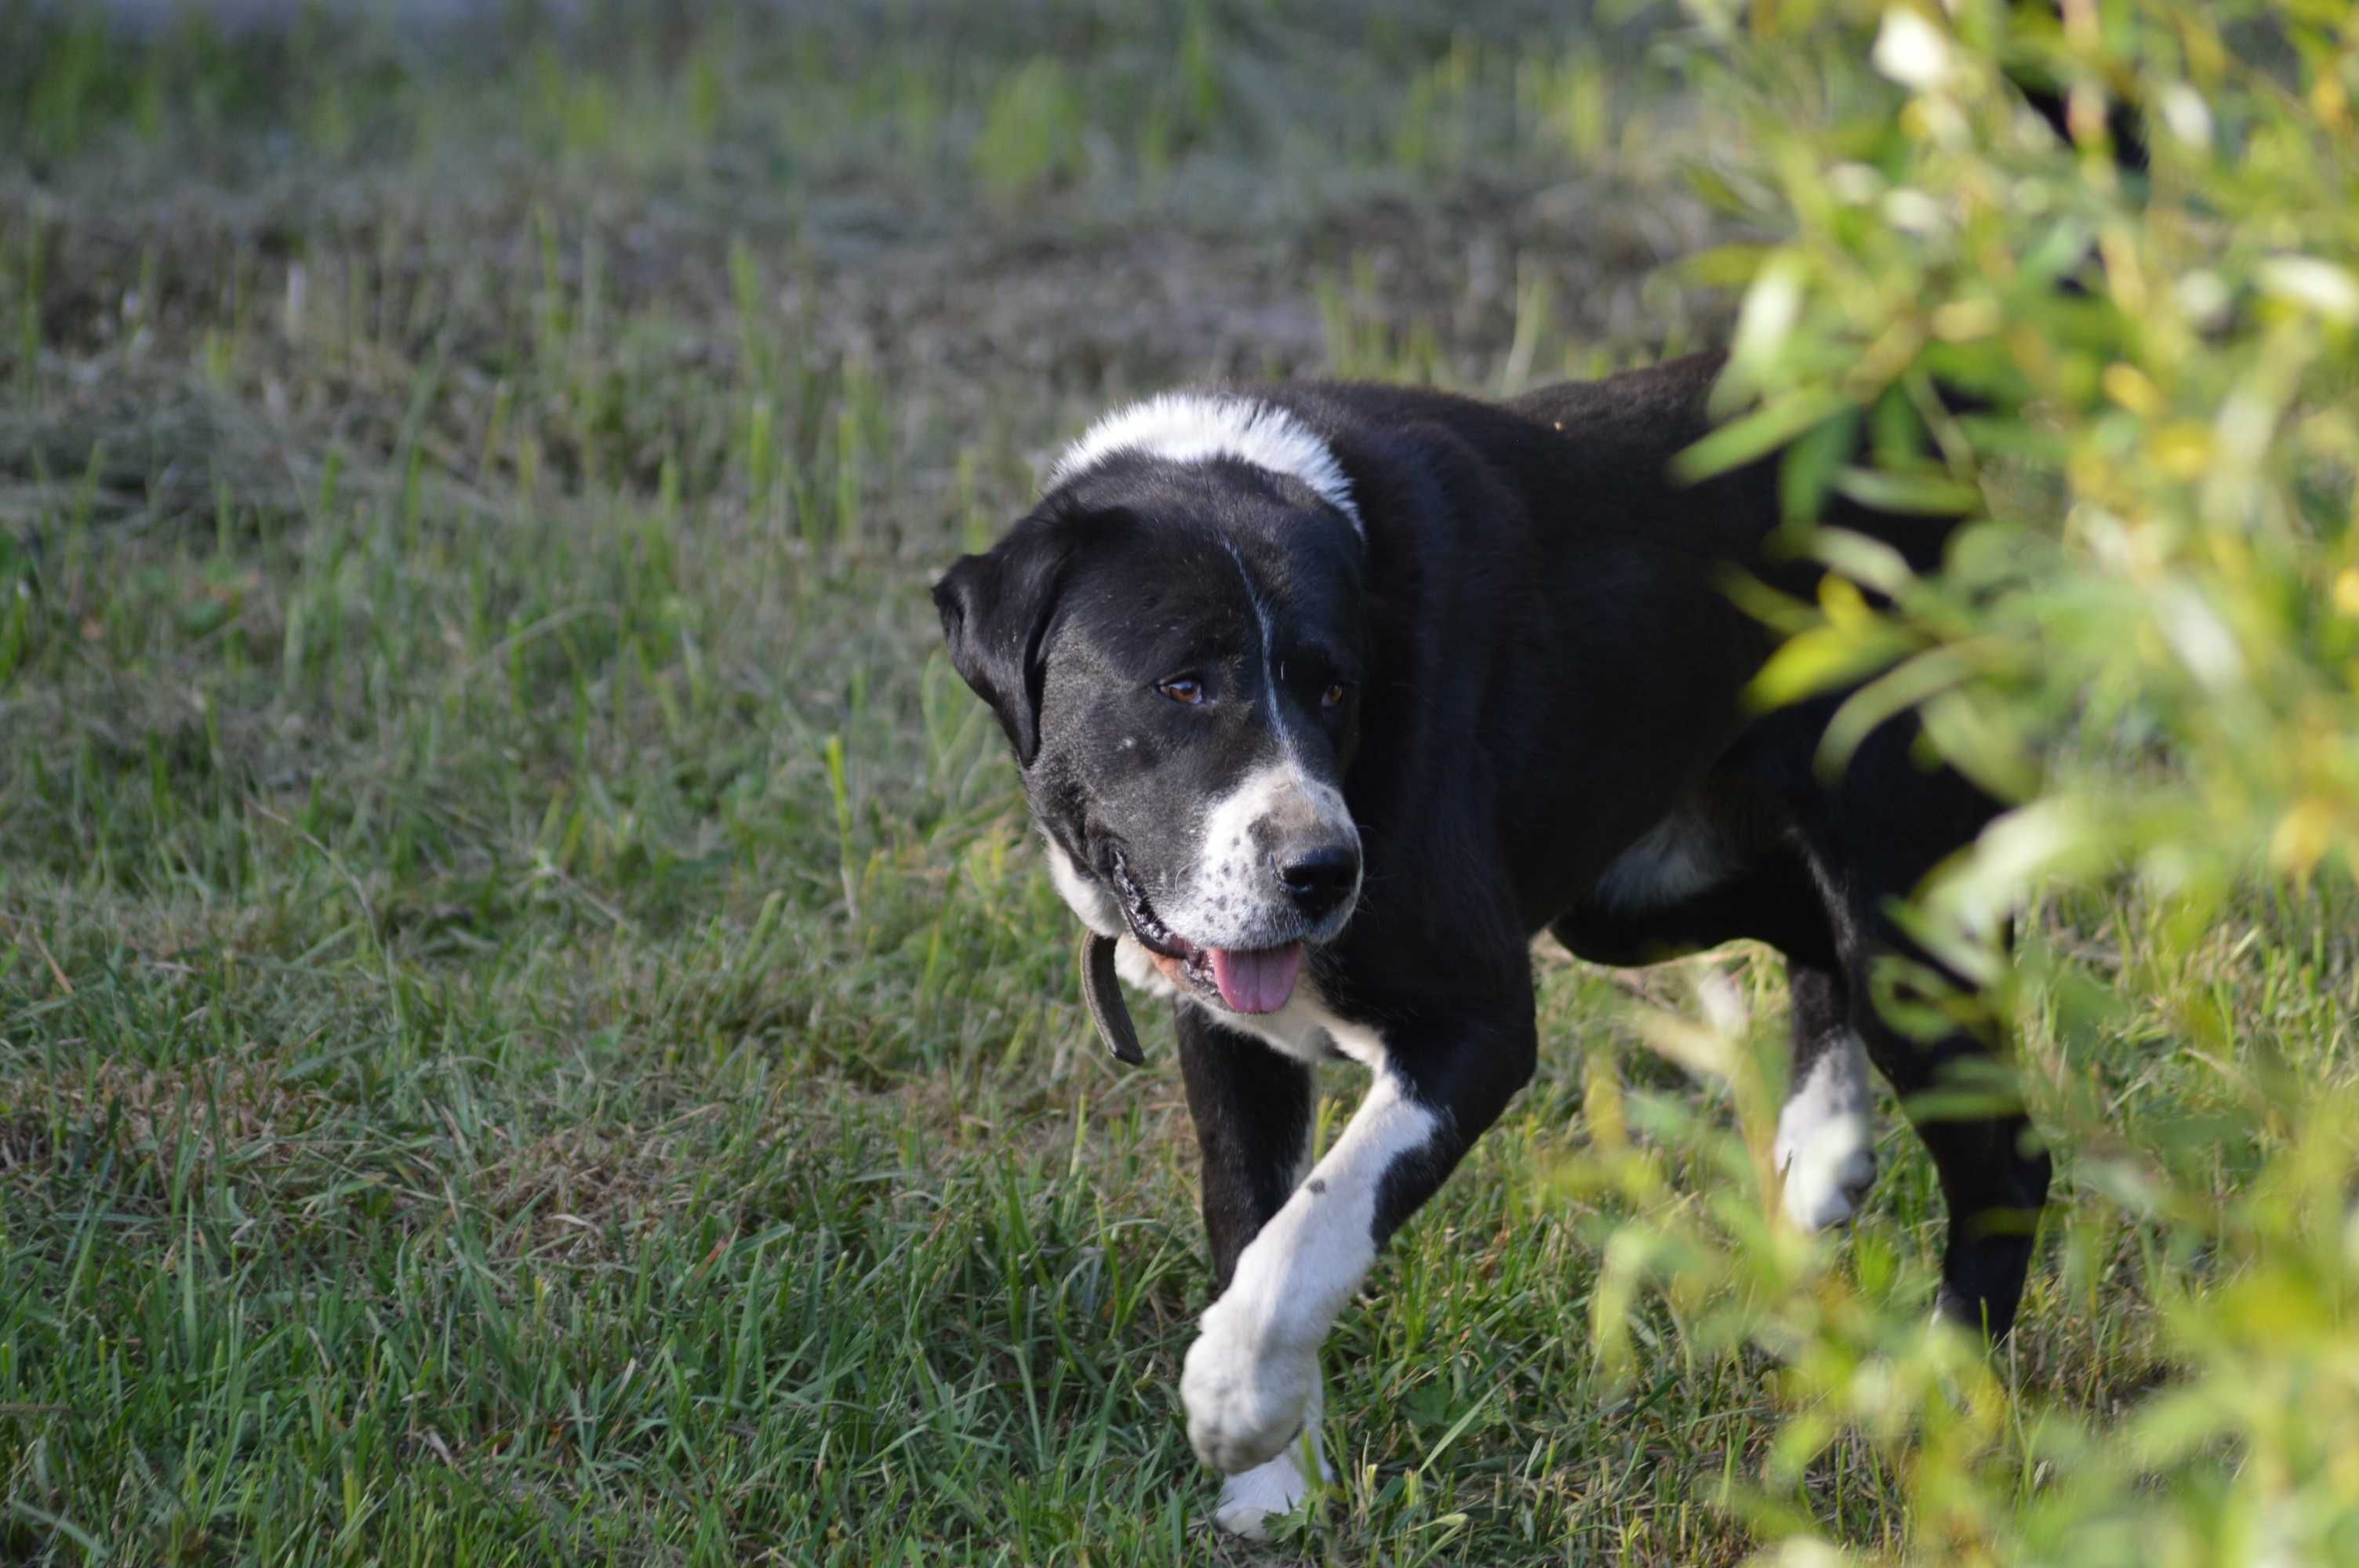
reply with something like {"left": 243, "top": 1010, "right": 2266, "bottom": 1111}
{"left": 2, "top": 4, "right": 2354, "bottom": 1563}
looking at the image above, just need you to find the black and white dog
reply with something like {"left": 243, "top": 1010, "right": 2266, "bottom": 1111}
{"left": 932, "top": 355, "right": 2050, "bottom": 1536}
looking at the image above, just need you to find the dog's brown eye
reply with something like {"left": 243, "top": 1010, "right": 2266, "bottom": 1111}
{"left": 1321, "top": 682, "right": 1351, "bottom": 710}
{"left": 1158, "top": 677, "right": 1205, "bottom": 705}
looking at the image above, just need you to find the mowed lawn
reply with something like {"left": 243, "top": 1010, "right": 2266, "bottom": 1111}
{"left": 4, "top": 7, "right": 2354, "bottom": 1564}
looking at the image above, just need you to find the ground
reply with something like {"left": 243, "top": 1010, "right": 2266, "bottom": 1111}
{"left": 2, "top": 5, "right": 2353, "bottom": 1564}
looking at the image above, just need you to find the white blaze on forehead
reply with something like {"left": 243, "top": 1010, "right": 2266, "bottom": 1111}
{"left": 1046, "top": 393, "right": 1362, "bottom": 536}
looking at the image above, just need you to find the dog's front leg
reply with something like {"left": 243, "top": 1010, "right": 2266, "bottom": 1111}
{"left": 1180, "top": 1002, "right": 1536, "bottom": 1486}
{"left": 1176, "top": 1006, "right": 1323, "bottom": 1536}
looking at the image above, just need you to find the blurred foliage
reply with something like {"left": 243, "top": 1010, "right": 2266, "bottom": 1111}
{"left": 1592, "top": 2, "right": 2359, "bottom": 1564}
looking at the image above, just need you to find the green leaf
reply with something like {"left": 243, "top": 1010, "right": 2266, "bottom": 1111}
{"left": 1747, "top": 620, "right": 1914, "bottom": 708}
{"left": 1674, "top": 386, "right": 1856, "bottom": 484}
{"left": 1830, "top": 465, "right": 1982, "bottom": 515}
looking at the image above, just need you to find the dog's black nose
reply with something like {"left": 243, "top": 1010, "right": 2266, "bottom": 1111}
{"left": 1276, "top": 843, "right": 1359, "bottom": 921}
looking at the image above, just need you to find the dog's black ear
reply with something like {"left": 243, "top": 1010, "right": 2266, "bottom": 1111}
{"left": 933, "top": 523, "right": 1070, "bottom": 768}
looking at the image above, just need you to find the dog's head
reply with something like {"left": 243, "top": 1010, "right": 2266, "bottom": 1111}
{"left": 935, "top": 394, "right": 1368, "bottom": 1020}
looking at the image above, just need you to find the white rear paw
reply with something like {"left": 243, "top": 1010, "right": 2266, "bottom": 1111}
{"left": 1777, "top": 1030, "right": 1877, "bottom": 1232}
{"left": 1212, "top": 1388, "right": 1328, "bottom": 1538}
{"left": 1183, "top": 1300, "right": 1318, "bottom": 1475}
{"left": 1777, "top": 1102, "right": 1876, "bottom": 1230}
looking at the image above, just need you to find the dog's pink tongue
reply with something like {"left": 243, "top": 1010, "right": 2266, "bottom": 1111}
{"left": 1209, "top": 943, "right": 1303, "bottom": 1014}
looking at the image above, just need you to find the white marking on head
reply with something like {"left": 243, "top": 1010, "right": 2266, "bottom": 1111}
{"left": 1776, "top": 1029, "right": 1878, "bottom": 1232}
{"left": 1183, "top": 1062, "right": 1432, "bottom": 1475}
{"left": 1047, "top": 393, "right": 1361, "bottom": 536}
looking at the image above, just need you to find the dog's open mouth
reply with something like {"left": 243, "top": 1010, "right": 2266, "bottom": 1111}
{"left": 1109, "top": 851, "right": 1303, "bottom": 1014}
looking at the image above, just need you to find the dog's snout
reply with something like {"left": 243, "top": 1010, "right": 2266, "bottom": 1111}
{"left": 1192, "top": 768, "right": 1361, "bottom": 941}
{"left": 1274, "top": 841, "right": 1359, "bottom": 921}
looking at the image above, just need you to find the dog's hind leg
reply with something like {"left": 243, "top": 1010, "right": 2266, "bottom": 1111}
{"left": 1549, "top": 835, "right": 1878, "bottom": 1232}
{"left": 1802, "top": 729, "right": 2052, "bottom": 1340}
{"left": 1175, "top": 1007, "right": 1326, "bottom": 1537}
{"left": 1776, "top": 964, "right": 1878, "bottom": 1232}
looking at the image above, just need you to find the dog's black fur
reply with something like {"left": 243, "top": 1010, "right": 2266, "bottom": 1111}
{"left": 936, "top": 352, "right": 2051, "bottom": 1506}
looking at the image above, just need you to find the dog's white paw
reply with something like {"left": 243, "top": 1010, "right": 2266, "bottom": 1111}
{"left": 1776, "top": 1030, "right": 1877, "bottom": 1232}
{"left": 1183, "top": 1300, "right": 1319, "bottom": 1475}
{"left": 1212, "top": 1385, "right": 1328, "bottom": 1539}
{"left": 1776, "top": 1094, "right": 1876, "bottom": 1232}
